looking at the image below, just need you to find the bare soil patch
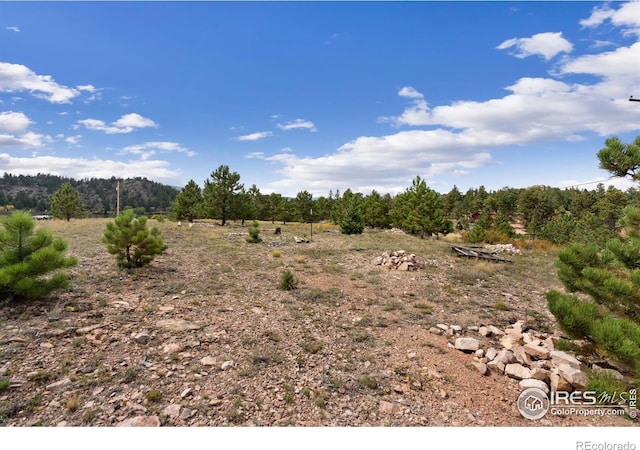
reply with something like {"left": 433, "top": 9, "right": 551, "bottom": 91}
{"left": 0, "top": 219, "right": 635, "bottom": 427}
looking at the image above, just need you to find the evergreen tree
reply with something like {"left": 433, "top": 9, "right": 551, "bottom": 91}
{"left": 294, "top": 190, "right": 314, "bottom": 223}
{"left": 340, "top": 200, "right": 365, "bottom": 235}
{"left": 171, "top": 179, "right": 203, "bottom": 223}
{"left": 203, "top": 165, "right": 243, "bottom": 226}
{"left": 0, "top": 211, "right": 77, "bottom": 300}
{"left": 390, "top": 176, "right": 452, "bottom": 238}
{"left": 246, "top": 220, "right": 262, "bottom": 243}
{"left": 547, "top": 135, "right": 640, "bottom": 377}
{"left": 49, "top": 182, "right": 85, "bottom": 221}
{"left": 102, "top": 209, "right": 167, "bottom": 269}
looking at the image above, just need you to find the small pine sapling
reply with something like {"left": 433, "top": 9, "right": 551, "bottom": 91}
{"left": 246, "top": 220, "right": 262, "bottom": 243}
{"left": 103, "top": 209, "right": 167, "bottom": 269}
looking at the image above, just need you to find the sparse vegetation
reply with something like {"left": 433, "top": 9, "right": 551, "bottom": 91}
{"left": 279, "top": 269, "right": 299, "bottom": 291}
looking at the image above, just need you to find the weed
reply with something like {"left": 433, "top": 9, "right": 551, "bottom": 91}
{"left": 123, "top": 367, "right": 138, "bottom": 383}
{"left": 82, "top": 409, "right": 96, "bottom": 423}
{"left": 493, "top": 300, "right": 510, "bottom": 311}
{"left": 353, "top": 331, "right": 372, "bottom": 343}
{"left": 300, "top": 339, "right": 324, "bottom": 354}
{"left": 27, "top": 370, "right": 52, "bottom": 382}
{"left": 66, "top": 394, "right": 80, "bottom": 412}
{"left": 272, "top": 250, "right": 282, "bottom": 258}
{"left": 263, "top": 330, "right": 281, "bottom": 342}
{"left": 358, "top": 374, "right": 378, "bottom": 390}
{"left": 413, "top": 302, "right": 433, "bottom": 314}
{"left": 0, "top": 379, "right": 9, "bottom": 392}
{"left": 382, "top": 301, "right": 403, "bottom": 312}
{"left": 145, "top": 389, "right": 162, "bottom": 402}
{"left": 586, "top": 371, "right": 629, "bottom": 403}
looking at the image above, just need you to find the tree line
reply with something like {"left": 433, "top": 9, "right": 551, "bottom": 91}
{"left": 171, "top": 162, "right": 640, "bottom": 243}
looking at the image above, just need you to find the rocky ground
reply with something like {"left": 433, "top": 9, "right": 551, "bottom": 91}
{"left": 0, "top": 219, "right": 637, "bottom": 428}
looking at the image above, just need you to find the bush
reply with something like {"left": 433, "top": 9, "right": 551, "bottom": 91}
{"left": 246, "top": 220, "right": 262, "bottom": 243}
{"left": 102, "top": 209, "right": 167, "bottom": 269}
{"left": 279, "top": 269, "right": 298, "bottom": 291}
{"left": 0, "top": 211, "right": 77, "bottom": 301}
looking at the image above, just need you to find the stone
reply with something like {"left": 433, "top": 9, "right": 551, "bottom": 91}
{"left": 591, "top": 366, "right": 624, "bottom": 380}
{"left": 116, "top": 416, "right": 161, "bottom": 427}
{"left": 500, "top": 334, "right": 520, "bottom": 350}
{"left": 379, "top": 400, "right": 401, "bottom": 413}
{"left": 478, "top": 326, "right": 492, "bottom": 337}
{"left": 472, "top": 362, "right": 488, "bottom": 376}
{"left": 436, "top": 323, "right": 449, "bottom": 331}
{"left": 157, "top": 319, "right": 200, "bottom": 332}
{"left": 504, "top": 363, "right": 531, "bottom": 380}
{"left": 550, "top": 351, "right": 583, "bottom": 370}
{"left": 512, "top": 346, "right": 532, "bottom": 367}
{"left": 180, "top": 408, "right": 192, "bottom": 420}
{"left": 488, "top": 326, "right": 504, "bottom": 336}
{"left": 163, "top": 343, "right": 182, "bottom": 354}
{"left": 46, "top": 377, "right": 72, "bottom": 391}
{"left": 450, "top": 325, "right": 462, "bottom": 333}
{"left": 428, "top": 327, "right": 442, "bottom": 335}
{"left": 76, "top": 324, "right": 104, "bottom": 335}
{"left": 180, "top": 388, "right": 192, "bottom": 399}
{"left": 454, "top": 337, "right": 480, "bottom": 353}
{"left": 557, "top": 364, "right": 588, "bottom": 390}
{"left": 221, "top": 360, "right": 234, "bottom": 370}
{"left": 487, "top": 360, "right": 505, "bottom": 374}
{"left": 523, "top": 342, "right": 551, "bottom": 360}
{"left": 485, "top": 347, "right": 499, "bottom": 361}
{"left": 529, "top": 368, "right": 551, "bottom": 383}
{"left": 134, "top": 332, "right": 152, "bottom": 344}
{"left": 397, "top": 262, "right": 413, "bottom": 271}
{"left": 474, "top": 349, "right": 485, "bottom": 358}
{"left": 200, "top": 356, "right": 217, "bottom": 366}
{"left": 550, "top": 372, "right": 573, "bottom": 392}
{"left": 494, "top": 349, "right": 516, "bottom": 365}
{"left": 162, "top": 404, "right": 181, "bottom": 419}
{"left": 519, "top": 379, "right": 550, "bottom": 395}
{"left": 374, "top": 257, "right": 383, "bottom": 265}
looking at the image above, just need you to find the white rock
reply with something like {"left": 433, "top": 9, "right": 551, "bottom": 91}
{"left": 46, "top": 377, "right": 72, "bottom": 391}
{"left": 557, "top": 364, "right": 588, "bottom": 390}
{"left": 478, "top": 326, "right": 492, "bottom": 337}
{"left": 485, "top": 347, "right": 499, "bottom": 361}
{"left": 221, "top": 360, "right": 234, "bottom": 370}
{"left": 487, "top": 360, "right": 505, "bottom": 374}
{"left": 550, "top": 372, "right": 573, "bottom": 392}
{"left": 523, "top": 342, "right": 551, "bottom": 360}
{"left": 550, "top": 351, "right": 583, "bottom": 370}
{"left": 454, "top": 337, "right": 480, "bottom": 353}
{"left": 116, "top": 416, "right": 161, "bottom": 427}
{"left": 474, "top": 349, "right": 485, "bottom": 358}
{"left": 505, "top": 363, "right": 531, "bottom": 380}
{"left": 162, "top": 404, "right": 181, "bottom": 419}
{"left": 519, "top": 378, "right": 550, "bottom": 395}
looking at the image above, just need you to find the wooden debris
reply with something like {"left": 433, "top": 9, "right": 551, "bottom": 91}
{"left": 449, "top": 245, "right": 512, "bottom": 263}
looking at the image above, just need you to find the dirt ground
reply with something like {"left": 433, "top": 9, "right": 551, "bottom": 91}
{"left": 0, "top": 219, "right": 636, "bottom": 428}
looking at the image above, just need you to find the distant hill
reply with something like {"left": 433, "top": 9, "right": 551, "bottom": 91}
{"left": 0, "top": 173, "right": 179, "bottom": 216}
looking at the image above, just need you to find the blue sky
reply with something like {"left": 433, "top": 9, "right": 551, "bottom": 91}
{"left": 1, "top": 1, "right": 640, "bottom": 197}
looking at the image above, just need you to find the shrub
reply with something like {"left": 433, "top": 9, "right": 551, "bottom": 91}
{"left": 279, "top": 269, "right": 299, "bottom": 290}
{"left": 246, "top": 220, "right": 262, "bottom": 243}
{"left": 0, "top": 211, "right": 77, "bottom": 301}
{"left": 102, "top": 209, "right": 167, "bottom": 269}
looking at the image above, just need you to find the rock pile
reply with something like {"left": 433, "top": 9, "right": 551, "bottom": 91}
{"left": 374, "top": 250, "right": 422, "bottom": 271}
{"left": 439, "top": 320, "right": 628, "bottom": 397}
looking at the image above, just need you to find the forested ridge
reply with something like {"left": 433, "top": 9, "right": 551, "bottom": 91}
{"left": 0, "top": 173, "right": 178, "bottom": 216}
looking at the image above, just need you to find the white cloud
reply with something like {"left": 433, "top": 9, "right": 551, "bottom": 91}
{"left": 6, "top": 26, "right": 20, "bottom": 33}
{"left": 497, "top": 32, "right": 574, "bottom": 60}
{"left": 0, "top": 111, "right": 32, "bottom": 134}
{"left": 580, "top": 2, "right": 640, "bottom": 34}
{"left": 276, "top": 119, "right": 317, "bottom": 132}
{"left": 265, "top": 3, "right": 640, "bottom": 197}
{"left": 0, "top": 62, "right": 80, "bottom": 103}
{"left": 77, "top": 84, "right": 96, "bottom": 92}
{"left": 0, "top": 153, "right": 184, "bottom": 185}
{"left": 64, "top": 135, "right": 82, "bottom": 145}
{"left": 236, "top": 131, "right": 273, "bottom": 141}
{"left": 0, "top": 131, "right": 51, "bottom": 149}
{"left": 245, "top": 152, "right": 265, "bottom": 159}
{"left": 78, "top": 113, "right": 158, "bottom": 134}
{"left": 121, "top": 141, "right": 196, "bottom": 160}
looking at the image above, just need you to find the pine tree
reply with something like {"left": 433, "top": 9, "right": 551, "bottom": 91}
{"left": 547, "top": 135, "right": 640, "bottom": 377}
{"left": 0, "top": 211, "right": 77, "bottom": 301}
{"left": 49, "top": 182, "right": 85, "bottom": 221}
{"left": 340, "top": 200, "right": 365, "bottom": 235}
{"left": 171, "top": 179, "right": 203, "bottom": 223}
{"left": 246, "top": 220, "right": 262, "bottom": 243}
{"left": 202, "top": 165, "right": 243, "bottom": 226}
{"left": 102, "top": 209, "right": 167, "bottom": 269}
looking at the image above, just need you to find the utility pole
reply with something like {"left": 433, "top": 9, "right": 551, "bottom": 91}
{"left": 116, "top": 180, "right": 120, "bottom": 216}
{"left": 310, "top": 207, "right": 313, "bottom": 240}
